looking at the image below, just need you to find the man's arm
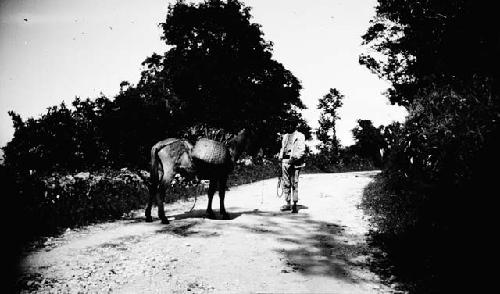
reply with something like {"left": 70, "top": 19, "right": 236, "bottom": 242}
{"left": 278, "top": 135, "right": 285, "bottom": 160}
{"left": 294, "top": 133, "right": 306, "bottom": 159}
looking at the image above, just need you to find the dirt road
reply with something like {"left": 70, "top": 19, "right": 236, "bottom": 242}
{"left": 19, "top": 171, "right": 397, "bottom": 293}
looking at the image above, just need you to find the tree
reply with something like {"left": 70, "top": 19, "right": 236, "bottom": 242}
{"left": 359, "top": 0, "right": 499, "bottom": 106}
{"left": 142, "top": 0, "right": 308, "bottom": 149}
{"left": 101, "top": 83, "right": 174, "bottom": 169}
{"left": 351, "top": 119, "right": 385, "bottom": 167}
{"left": 359, "top": 1, "right": 500, "bottom": 291}
{"left": 379, "top": 121, "right": 402, "bottom": 162}
{"left": 3, "top": 0, "right": 313, "bottom": 174}
{"left": 3, "top": 98, "right": 111, "bottom": 174}
{"left": 316, "top": 88, "right": 344, "bottom": 161}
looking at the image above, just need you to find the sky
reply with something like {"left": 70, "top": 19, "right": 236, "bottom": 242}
{"left": 0, "top": 0, "right": 407, "bottom": 151}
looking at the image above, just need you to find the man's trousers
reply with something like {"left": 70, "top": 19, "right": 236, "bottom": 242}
{"left": 281, "top": 159, "right": 301, "bottom": 202}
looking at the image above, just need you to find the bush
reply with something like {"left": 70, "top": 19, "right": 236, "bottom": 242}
{"left": 229, "top": 157, "right": 280, "bottom": 186}
{"left": 302, "top": 152, "right": 377, "bottom": 173}
{"left": 11, "top": 168, "right": 149, "bottom": 242}
{"left": 3, "top": 99, "right": 113, "bottom": 174}
{"left": 363, "top": 82, "right": 498, "bottom": 234}
{"left": 8, "top": 158, "right": 283, "bottom": 242}
{"left": 361, "top": 80, "right": 499, "bottom": 293}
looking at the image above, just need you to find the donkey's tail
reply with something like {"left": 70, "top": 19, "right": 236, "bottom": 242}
{"left": 149, "top": 144, "right": 162, "bottom": 193}
{"left": 150, "top": 139, "right": 182, "bottom": 189}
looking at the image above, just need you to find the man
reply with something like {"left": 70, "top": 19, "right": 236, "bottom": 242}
{"left": 278, "top": 123, "right": 306, "bottom": 213}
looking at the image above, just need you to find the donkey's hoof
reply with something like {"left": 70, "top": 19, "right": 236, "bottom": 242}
{"left": 145, "top": 216, "right": 153, "bottom": 223}
{"left": 160, "top": 217, "right": 170, "bottom": 224}
{"left": 221, "top": 213, "right": 230, "bottom": 220}
{"left": 206, "top": 211, "right": 216, "bottom": 219}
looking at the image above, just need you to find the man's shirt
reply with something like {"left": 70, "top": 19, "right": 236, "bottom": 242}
{"left": 279, "top": 130, "right": 305, "bottom": 161}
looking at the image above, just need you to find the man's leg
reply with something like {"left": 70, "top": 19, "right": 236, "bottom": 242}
{"left": 291, "top": 168, "right": 300, "bottom": 213}
{"left": 280, "top": 161, "right": 292, "bottom": 211}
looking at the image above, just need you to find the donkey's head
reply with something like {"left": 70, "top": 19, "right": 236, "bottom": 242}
{"left": 226, "top": 128, "right": 260, "bottom": 162}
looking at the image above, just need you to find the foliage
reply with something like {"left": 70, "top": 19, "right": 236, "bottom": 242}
{"left": 350, "top": 119, "right": 385, "bottom": 167}
{"left": 3, "top": 98, "right": 112, "bottom": 174}
{"left": 6, "top": 158, "right": 286, "bottom": 243}
{"left": 228, "top": 157, "right": 280, "bottom": 186}
{"left": 100, "top": 85, "right": 174, "bottom": 169}
{"left": 316, "top": 88, "right": 344, "bottom": 163}
{"left": 379, "top": 121, "right": 403, "bottom": 156}
{"left": 7, "top": 168, "right": 149, "bottom": 243}
{"left": 365, "top": 81, "right": 498, "bottom": 229}
{"left": 3, "top": 0, "right": 312, "bottom": 174}
{"left": 312, "top": 88, "right": 387, "bottom": 171}
{"left": 147, "top": 0, "right": 310, "bottom": 148}
{"left": 360, "top": 0, "right": 500, "bottom": 292}
{"left": 302, "top": 151, "right": 376, "bottom": 174}
{"left": 360, "top": 0, "right": 499, "bottom": 106}
{"left": 313, "top": 117, "right": 387, "bottom": 171}
{"left": 361, "top": 81, "right": 499, "bottom": 292}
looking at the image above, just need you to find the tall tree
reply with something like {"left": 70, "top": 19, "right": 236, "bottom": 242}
{"left": 351, "top": 119, "right": 385, "bottom": 167}
{"left": 143, "top": 0, "right": 308, "bottom": 143}
{"left": 316, "top": 88, "right": 344, "bottom": 159}
{"left": 359, "top": 0, "right": 500, "bottom": 106}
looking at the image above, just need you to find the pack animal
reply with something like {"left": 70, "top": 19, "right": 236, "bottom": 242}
{"left": 145, "top": 129, "right": 255, "bottom": 223}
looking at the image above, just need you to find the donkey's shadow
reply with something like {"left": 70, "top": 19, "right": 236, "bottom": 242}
{"left": 168, "top": 208, "right": 252, "bottom": 221}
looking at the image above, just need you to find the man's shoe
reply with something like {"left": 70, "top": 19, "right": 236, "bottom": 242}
{"left": 291, "top": 203, "right": 298, "bottom": 213}
{"left": 280, "top": 204, "right": 291, "bottom": 211}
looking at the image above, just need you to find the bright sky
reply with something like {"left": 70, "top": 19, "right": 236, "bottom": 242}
{"left": 0, "top": 0, "right": 407, "bottom": 150}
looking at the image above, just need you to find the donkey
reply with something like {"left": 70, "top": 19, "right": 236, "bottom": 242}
{"left": 145, "top": 129, "right": 256, "bottom": 223}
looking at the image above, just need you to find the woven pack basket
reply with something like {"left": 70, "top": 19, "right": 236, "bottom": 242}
{"left": 192, "top": 138, "right": 229, "bottom": 165}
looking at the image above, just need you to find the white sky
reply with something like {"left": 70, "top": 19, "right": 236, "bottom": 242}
{"left": 0, "top": 0, "right": 407, "bottom": 150}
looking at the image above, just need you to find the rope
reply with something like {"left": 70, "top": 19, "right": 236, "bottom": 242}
{"left": 188, "top": 190, "right": 198, "bottom": 212}
{"left": 276, "top": 175, "right": 284, "bottom": 198}
{"left": 277, "top": 161, "right": 283, "bottom": 198}
{"left": 186, "top": 179, "right": 208, "bottom": 213}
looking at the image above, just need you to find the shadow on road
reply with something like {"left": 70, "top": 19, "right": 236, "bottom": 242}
{"left": 169, "top": 209, "right": 245, "bottom": 221}
{"left": 235, "top": 210, "right": 370, "bottom": 283}
{"left": 154, "top": 207, "right": 372, "bottom": 284}
{"left": 152, "top": 209, "right": 258, "bottom": 237}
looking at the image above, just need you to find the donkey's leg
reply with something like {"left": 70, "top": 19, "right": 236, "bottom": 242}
{"left": 146, "top": 164, "right": 160, "bottom": 222}
{"left": 145, "top": 182, "right": 156, "bottom": 222}
{"left": 156, "top": 181, "right": 169, "bottom": 224}
{"left": 206, "top": 179, "right": 217, "bottom": 219}
{"left": 218, "top": 176, "right": 229, "bottom": 220}
{"left": 157, "top": 170, "right": 175, "bottom": 224}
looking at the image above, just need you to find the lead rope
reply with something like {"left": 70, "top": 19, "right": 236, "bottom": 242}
{"left": 188, "top": 184, "right": 198, "bottom": 212}
{"left": 277, "top": 175, "right": 284, "bottom": 198}
{"left": 187, "top": 179, "right": 209, "bottom": 213}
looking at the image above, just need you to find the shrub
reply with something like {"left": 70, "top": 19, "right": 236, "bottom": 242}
{"left": 363, "top": 81, "right": 498, "bottom": 234}
{"left": 361, "top": 80, "right": 499, "bottom": 293}
{"left": 229, "top": 157, "right": 280, "bottom": 186}
{"left": 8, "top": 158, "right": 284, "bottom": 242}
{"left": 302, "top": 152, "right": 377, "bottom": 173}
{"left": 11, "top": 168, "right": 149, "bottom": 242}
